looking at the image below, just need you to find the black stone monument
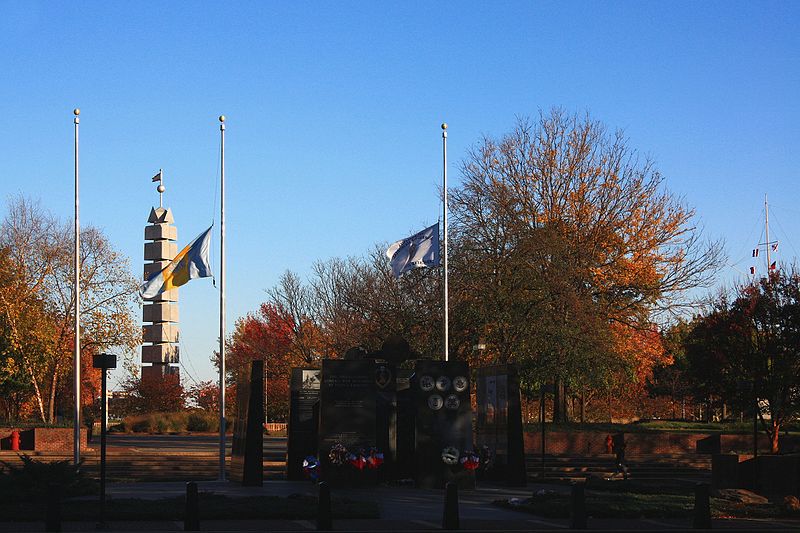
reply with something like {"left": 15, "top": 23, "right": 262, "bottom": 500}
{"left": 286, "top": 367, "right": 321, "bottom": 480}
{"left": 230, "top": 359, "right": 264, "bottom": 486}
{"left": 318, "top": 359, "right": 377, "bottom": 485}
{"left": 414, "top": 359, "right": 475, "bottom": 489}
{"left": 475, "top": 365, "right": 526, "bottom": 486}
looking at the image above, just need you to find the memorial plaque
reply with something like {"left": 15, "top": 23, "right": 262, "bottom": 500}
{"left": 414, "top": 360, "right": 474, "bottom": 489}
{"left": 393, "top": 367, "right": 416, "bottom": 480}
{"left": 374, "top": 360, "right": 395, "bottom": 480}
{"left": 319, "top": 359, "right": 377, "bottom": 485}
{"left": 476, "top": 365, "right": 526, "bottom": 486}
{"left": 286, "top": 368, "right": 321, "bottom": 480}
{"left": 230, "top": 360, "right": 264, "bottom": 486}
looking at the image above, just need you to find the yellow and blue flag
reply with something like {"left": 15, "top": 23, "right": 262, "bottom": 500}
{"left": 140, "top": 226, "right": 213, "bottom": 299}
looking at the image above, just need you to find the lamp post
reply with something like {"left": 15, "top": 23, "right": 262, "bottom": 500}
{"left": 92, "top": 352, "right": 116, "bottom": 528}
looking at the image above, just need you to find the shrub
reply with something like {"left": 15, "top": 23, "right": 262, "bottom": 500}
{"left": 129, "top": 414, "right": 153, "bottom": 433}
{"left": 187, "top": 411, "right": 217, "bottom": 432}
{"left": 0, "top": 456, "right": 96, "bottom": 502}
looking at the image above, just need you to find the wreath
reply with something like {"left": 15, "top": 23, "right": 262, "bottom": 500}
{"left": 328, "top": 443, "right": 348, "bottom": 466}
{"left": 441, "top": 446, "right": 460, "bottom": 466}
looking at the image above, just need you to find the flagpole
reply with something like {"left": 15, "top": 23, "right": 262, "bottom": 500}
{"left": 218, "top": 115, "right": 227, "bottom": 481}
{"left": 765, "top": 193, "right": 771, "bottom": 272}
{"left": 73, "top": 108, "right": 81, "bottom": 466}
{"left": 442, "top": 123, "right": 449, "bottom": 362}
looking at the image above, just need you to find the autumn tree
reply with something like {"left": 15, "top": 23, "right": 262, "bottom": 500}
{"left": 647, "top": 320, "right": 697, "bottom": 419}
{"left": 448, "top": 110, "right": 724, "bottom": 420}
{"left": 224, "top": 303, "right": 297, "bottom": 422}
{"left": 188, "top": 380, "right": 220, "bottom": 412}
{"left": 0, "top": 197, "right": 140, "bottom": 423}
{"left": 118, "top": 373, "right": 186, "bottom": 414}
{"left": 685, "top": 269, "right": 800, "bottom": 453}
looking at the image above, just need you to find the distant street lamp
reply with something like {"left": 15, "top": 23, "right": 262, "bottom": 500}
{"left": 92, "top": 352, "right": 116, "bottom": 528}
{"left": 472, "top": 337, "right": 487, "bottom": 353}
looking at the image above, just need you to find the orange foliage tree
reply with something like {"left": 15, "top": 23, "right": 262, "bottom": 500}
{"left": 448, "top": 110, "right": 723, "bottom": 421}
{"left": 223, "top": 303, "right": 301, "bottom": 422}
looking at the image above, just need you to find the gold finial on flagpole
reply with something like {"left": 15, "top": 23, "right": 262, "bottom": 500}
{"left": 441, "top": 122, "right": 447, "bottom": 130}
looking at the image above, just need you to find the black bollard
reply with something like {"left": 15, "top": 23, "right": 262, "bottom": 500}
{"left": 569, "top": 483, "right": 587, "bottom": 529}
{"left": 317, "top": 481, "right": 332, "bottom": 531}
{"left": 693, "top": 483, "right": 712, "bottom": 529}
{"left": 184, "top": 481, "right": 199, "bottom": 531}
{"left": 45, "top": 483, "right": 61, "bottom": 532}
{"left": 442, "top": 481, "right": 460, "bottom": 530}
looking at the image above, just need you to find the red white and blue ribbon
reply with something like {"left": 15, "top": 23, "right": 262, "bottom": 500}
{"left": 302, "top": 456, "right": 319, "bottom": 480}
{"left": 366, "top": 448, "right": 384, "bottom": 469}
{"left": 460, "top": 451, "right": 480, "bottom": 471}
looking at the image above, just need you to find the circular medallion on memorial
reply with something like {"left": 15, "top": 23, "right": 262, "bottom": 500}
{"left": 419, "top": 375, "right": 435, "bottom": 391}
{"left": 435, "top": 375, "right": 451, "bottom": 391}
{"left": 445, "top": 394, "right": 460, "bottom": 410}
{"left": 453, "top": 375, "right": 468, "bottom": 392}
{"left": 428, "top": 394, "right": 444, "bottom": 410}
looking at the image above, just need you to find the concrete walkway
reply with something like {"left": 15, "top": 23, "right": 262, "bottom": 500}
{"left": 2, "top": 480, "right": 800, "bottom": 532}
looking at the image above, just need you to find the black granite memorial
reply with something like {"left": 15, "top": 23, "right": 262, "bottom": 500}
{"left": 286, "top": 367, "right": 321, "bottom": 480}
{"left": 230, "top": 359, "right": 264, "bottom": 486}
{"left": 475, "top": 365, "right": 526, "bottom": 486}
{"left": 318, "top": 359, "right": 378, "bottom": 486}
{"left": 414, "top": 359, "right": 475, "bottom": 489}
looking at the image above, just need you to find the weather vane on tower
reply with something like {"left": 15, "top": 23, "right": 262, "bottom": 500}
{"left": 152, "top": 169, "right": 165, "bottom": 207}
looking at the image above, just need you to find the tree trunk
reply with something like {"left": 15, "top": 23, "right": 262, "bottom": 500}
{"left": 553, "top": 378, "right": 568, "bottom": 423}
{"left": 579, "top": 393, "right": 585, "bottom": 423}
{"left": 26, "top": 363, "right": 47, "bottom": 422}
{"left": 770, "top": 421, "right": 780, "bottom": 454}
{"left": 47, "top": 367, "right": 59, "bottom": 424}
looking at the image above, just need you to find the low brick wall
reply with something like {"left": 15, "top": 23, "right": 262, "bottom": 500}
{"left": 0, "top": 427, "right": 88, "bottom": 452}
{"left": 523, "top": 430, "right": 798, "bottom": 455}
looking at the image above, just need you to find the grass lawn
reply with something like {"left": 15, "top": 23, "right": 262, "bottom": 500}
{"left": 525, "top": 420, "right": 800, "bottom": 435}
{"left": 0, "top": 492, "right": 379, "bottom": 522}
{"left": 494, "top": 479, "right": 793, "bottom": 520}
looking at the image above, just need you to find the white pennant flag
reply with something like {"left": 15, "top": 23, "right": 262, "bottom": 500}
{"left": 386, "top": 223, "right": 440, "bottom": 278}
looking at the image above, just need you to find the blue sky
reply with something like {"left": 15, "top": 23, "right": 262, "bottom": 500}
{"left": 1, "top": 2, "right": 798, "bottom": 387}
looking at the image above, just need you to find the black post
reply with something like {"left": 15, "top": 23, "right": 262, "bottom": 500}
{"left": 92, "top": 353, "right": 116, "bottom": 530}
{"left": 692, "top": 483, "right": 711, "bottom": 529}
{"left": 317, "top": 481, "right": 332, "bottom": 531}
{"left": 540, "top": 385, "right": 546, "bottom": 480}
{"left": 569, "top": 483, "right": 587, "bottom": 529}
{"left": 45, "top": 483, "right": 61, "bottom": 532}
{"left": 99, "top": 366, "right": 107, "bottom": 528}
{"left": 442, "top": 481, "right": 460, "bottom": 530}
{"left": 753, "top": 387, "right": 758, "bottom": 492}
{"left": 185, "top": 481, "right": 199, "bottom": 531}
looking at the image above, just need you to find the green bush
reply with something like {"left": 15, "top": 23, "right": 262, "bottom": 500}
{"left": 121, "top": 411, "right": 218, "bottom": 433}
{"left": 129, "top": 414, "right": 153, "bottom": 433}
{"left": 0, "top": 455, "right": 96, "bottom": 502}
{"left": 187, "top": 411, "right": 217, "bottom": 432}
